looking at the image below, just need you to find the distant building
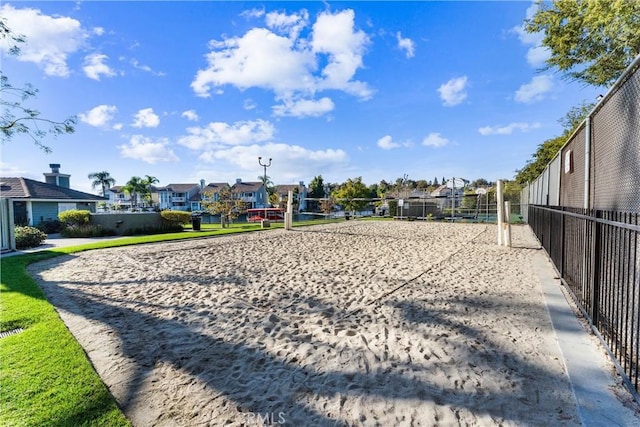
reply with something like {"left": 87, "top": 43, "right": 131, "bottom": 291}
{"left": 275, "top": 182, "right": 308, "bottom": 211}
{"left": 231, "top": 179, "right": 268, "bottom": 209}
{"left": 0, "top": 164, "right": 106, "bottom": 227}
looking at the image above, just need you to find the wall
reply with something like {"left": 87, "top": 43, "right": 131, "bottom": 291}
{"left": 32, "top": 202, "right": 59, "bottom": 225}
{"left": 91, "top": 212, "right": 163, "bottom": 235}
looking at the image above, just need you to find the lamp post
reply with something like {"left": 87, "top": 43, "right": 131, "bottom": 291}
{"left": 258, "top": 156, "right": 272, "bottom": 210}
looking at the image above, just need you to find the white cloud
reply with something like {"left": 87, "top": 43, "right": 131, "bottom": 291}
{"left": 396, "top": 32, "right": 415, "bottom": 58}
{"left": 311, "top": 9, "right": 372, "bottom": 98}
{"left": 130, "top": 58, "right": 165, "bottom": 76}
{"left": 191, "top": 8, "right": 372, "bottom": 116}
{"left": 478, "top": 122, "right": 542, "bottom": 136}
{"left": 178, "top": 119, "right": 275, "bottom": 150}
{"left": 377, "top": 135, "right": 411, "bottom": 150}
{"left": 265, "top": 10, "right": 309, "bottom": 38}
{"left": 131, "top": 108, "right": 160, "bottom": 128}
{"left": 93, "top": 27, "right": 105, "bottom": 36}
{"left": 83, "top": 53, "right": 116, "bottom": 80}
{"left": 244, "top": 99, "right": 257, "bottom": 110}
{"left": 422, "top": 133, "right": 450, "bottom": 147}
{"left": 0, "top": 5, "right": 88, "bottom": 77}
{"left": 512, "top": 2, "right": 551, "bottom": 67}
{"left": 181, "top": 110, "right": 199, "bottom": 121}
{"left": 515, "top": 75, "right": 553, "bottom": 103}
{"left": 199, "top": 142, "right": 348, "bottom": 182}
{"left": 437, "top": 76, "right": 468, "bottom": 107}
{"left": 79, "top": 104, "right": 117, "bottom": 127}
{"left": 119, "top": 135, "right": 179, "bottom": 164}
{"left": 272, "top": 97, "right": 334, "bottom": 118}
{"left": 192, "top": 27, "right": 315, "bottom": 96}
{"left": 377, "top": 135, "right": 400, "bottom": 150}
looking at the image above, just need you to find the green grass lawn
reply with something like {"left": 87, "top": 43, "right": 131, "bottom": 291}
{"left": 0, "top": 220, "right": 348, "bottom": 426}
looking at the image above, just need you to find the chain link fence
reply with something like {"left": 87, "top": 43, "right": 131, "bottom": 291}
{"left": 524, "top": 55, "right": 640, "bottom": 400}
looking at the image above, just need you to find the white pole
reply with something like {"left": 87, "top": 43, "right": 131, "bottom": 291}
{"left": 497, "top": 180, "right": 504, "bottom": 246}
{"left": 285, "top": 190, "right": 293, "bottom": 230}
{"left": 504, "top": 200, "right": 512, "bottom": 247}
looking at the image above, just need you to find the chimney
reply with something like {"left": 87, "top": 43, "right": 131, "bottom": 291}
{"left": 200, "top": 179, "right": 205, "bottom": 189}
{"left": 43, "top": 163, "right": 71, "bottom": 188}
{"left": 236, "top": 178, "right": 242, "bottom": 184}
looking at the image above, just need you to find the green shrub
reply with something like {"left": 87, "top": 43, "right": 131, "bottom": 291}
{"left": 36, "top": 219, "right": 65, "bottom": 234}
{"left": 122, "top": 224, "right": 183, "bottom": 236}
{"left": 160, "top": 210, "right": 191, "bottom": 225}
{"left": 58, "top": 209, "right": 91, "bottom": 226}
{"left": 387, "top": 200, "right": 398, "bottom": 217}
{"left": 60, "top": 224, "right": 117, "bottom": 238}
{"left": 15, "top": 226, "right": 48, "bottom": 249}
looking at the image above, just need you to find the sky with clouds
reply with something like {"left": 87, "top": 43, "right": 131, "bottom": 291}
{"left": 1, "top": 1, "right": 602, "bottom": 194}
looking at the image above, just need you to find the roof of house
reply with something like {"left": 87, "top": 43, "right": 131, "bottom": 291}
{"left": 276, "top": 184, "right": 305, "bottom": 194}
{"left": 156, "top": 183, "right": 199, "bottom": 193}
{"left": 231, "top": 181, "right": 264, "bottom": 193}
{"left": 0, "top": 177, "right": 107, "bottom": 201}
{"left": 201, "top": 182, "right": 230, "bottom": 194}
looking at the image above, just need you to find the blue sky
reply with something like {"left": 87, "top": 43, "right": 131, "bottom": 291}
{"left": 1, "top": 1, "right": 602, "bottom": 194}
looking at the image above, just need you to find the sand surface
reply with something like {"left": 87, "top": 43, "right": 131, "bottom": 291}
{"left": 30, "top": 221, "right": 589, "bottom": 426}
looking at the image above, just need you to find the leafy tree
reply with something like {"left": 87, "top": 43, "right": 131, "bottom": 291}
{"left": 0, "top": 19, "right": 76, "bottom": 152}
{"left": 516, "top": 100, "right": 593, "bottom": 185}
{"left": 201, "top": 186, "right": 247, "bottom": 226}
{"left": 332, "top": 176, "right": 370, "bottom": 215}
{"left": 319, "top": 196, "right": 336, "bottom": 216}
{"left": 516, "top": 135, "right": 566, "bottom": 184}
{"left": 559, "top": 100, "right": 596, "bottom": 131}
{"left": 433, "top": 177, "right": 439, "bottom": 186}
{"left": 308, "top": 175, "right": 326, "bottom": 212}
{"left": 268, "top": 192, "right": 279, "bottom": 207}
{"left": 88, "top": 171, "right": 116, "bottom": 197}
{"left": 471, "top": 178, "right": 490, "bottom": 188}
{"left": 525, "top": 0, "right": 640, "bottom": 86}
{"left": 415, "top": 180, "right": 430, "bottom": 190}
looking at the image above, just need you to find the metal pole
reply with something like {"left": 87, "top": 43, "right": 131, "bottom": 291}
{"left": 497, "top": 180, "right": 504, "bottom": 245}
{"left": 258, "top": 156, "right": 272, "bottom": 208}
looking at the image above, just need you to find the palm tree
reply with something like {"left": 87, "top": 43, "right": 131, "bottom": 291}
{"left": 140, "top": 175, "right": 159, "bottom": 208}
{"left": 123, "top": 176, "right": 143, "bottom": 210}
{"left": 88, "top": 171, "right": 116, "bottom": 197}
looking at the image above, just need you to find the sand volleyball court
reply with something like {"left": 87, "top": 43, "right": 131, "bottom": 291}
{"left": 30, "top": 221, "right": 591, "bottom": 426}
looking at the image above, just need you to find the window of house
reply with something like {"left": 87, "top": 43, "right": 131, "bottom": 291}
{"left": 58, "top": 203, "right": 77, "bottom": 213}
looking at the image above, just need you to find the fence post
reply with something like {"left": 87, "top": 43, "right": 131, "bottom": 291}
{"left": 497, "top": 180, "right": 504, "bottom": 246}
{"left": 590, "top": 210, "right": 601, "bottom": 326}
{"left": 285, "top": 190, "right": 293, "bottom": 230}
{"left": 559, "top": 207, "right": 565, "bottom": 278}
{"left": 504, "top": 201, "right": 512, "bottom": 247}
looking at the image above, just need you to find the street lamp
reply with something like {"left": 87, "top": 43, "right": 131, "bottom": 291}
{"left": 258, "top": 156, "right": 272, "bottom": 210}
{"left": 258, "top": 156, "right": 272, "bottom": 185}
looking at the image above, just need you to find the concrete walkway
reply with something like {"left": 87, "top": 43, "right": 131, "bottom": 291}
{"left": 1, "top": 233, "right": 127, "bottom": 257}
{"left": 533, "top": 252, "right": 640, "bottom": 426}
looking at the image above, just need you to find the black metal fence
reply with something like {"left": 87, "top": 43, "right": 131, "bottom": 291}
{"left": 529, "top": 205, "right": 640, "bottom": 396}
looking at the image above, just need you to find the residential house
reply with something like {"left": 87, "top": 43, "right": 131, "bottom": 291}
{"left": 199, "top": 182, "right": 231, "bottom": 210}
{"left": 154, "top": 182, "right": 202, "bottom": 211}
{"left": 105, "top": 186, "right": 132, "bottom": 210}
{"left": 0, "top": 164, "right": 107, "bottom": 227}
{"left": 231, "top": 179, "right": 267, "bottom": 209}
{"left": 431, "top": 182, "right": 465, "bottom": 210}
{"left": 275, "top": 182, "right": 308, "bottom": 211}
